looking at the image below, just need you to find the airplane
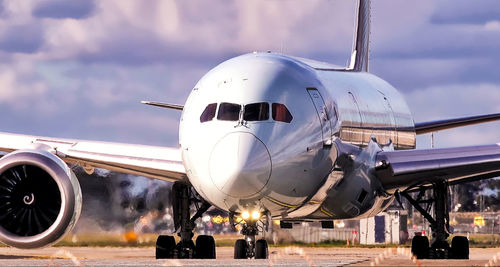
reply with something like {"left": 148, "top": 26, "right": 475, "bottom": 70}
{"left": 0, "top": 0, "right": 499, "bottom": 260}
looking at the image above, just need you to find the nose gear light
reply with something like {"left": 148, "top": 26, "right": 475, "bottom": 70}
{"left": 251, "top": 210, "right": 261, "bottom": 220}
{"left": 241, "top": 211, "right": 250, "bottom": 220}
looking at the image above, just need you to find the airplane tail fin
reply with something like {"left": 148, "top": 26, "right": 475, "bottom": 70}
{"left": 347, "top": 0, "right": 370, "bottom": 72}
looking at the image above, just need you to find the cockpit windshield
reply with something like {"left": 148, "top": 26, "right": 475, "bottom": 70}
{"left": 217, "top": 102, "right": 241, "bottom": 121}
{"left": 272, "top": 103, "right": 293, "bottom": 123}
{"left": 243, "top": 102, "right": 269, "bottom": 121}
{"left": 200, "top": 102, "right": 292, "bottom": 123}
{"left": 200, "top": 103, "right": 217, "bottom": 122}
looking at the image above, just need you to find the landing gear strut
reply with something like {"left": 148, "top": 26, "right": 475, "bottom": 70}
{"left": 231, "top": 213, "right": 269, "bottom": 259}
{"left": 400, "top": 180, "right": 469, "bottom": 259}
{"left": 156, "top": 182, "right": 215, "bottom": 259}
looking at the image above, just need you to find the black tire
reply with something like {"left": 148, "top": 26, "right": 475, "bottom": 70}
{"left": 255, "top": 239, "right": 268, "bottom": 259}
{"left": 196, "top": 235, "right": 216, "bottom": 259}
{"left": 234, "top": 239, "right": 247, "bottom": 259}
{"left": 156, "top": 235, "right": 176, "bottom": 259}
{"left": 451, "top": 236, "right": 469, "bottom": 259}
{"left": 411, "top": 235, "right": 429, "bottom": 259}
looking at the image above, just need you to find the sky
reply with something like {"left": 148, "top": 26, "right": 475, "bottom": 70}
{"left": 0, "top": 0, "right": 499, "bottom": 149}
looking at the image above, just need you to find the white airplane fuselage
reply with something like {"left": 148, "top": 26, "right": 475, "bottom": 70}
{"left": 179, "top": 52, "right": 415, "bottom": 220}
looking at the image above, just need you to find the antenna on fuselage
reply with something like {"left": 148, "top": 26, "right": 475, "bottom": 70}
{"left": 347, "top": 0, "right": 370, "bottom": 72}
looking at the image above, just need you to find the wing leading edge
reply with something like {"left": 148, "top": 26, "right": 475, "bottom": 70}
{"left": 141, "top": 101, "right": 184, "bottom": 111}
{"left": 375, "top": 143, "right": 500, "bottom": 192}
{"left": 414, "top": 113, "right": 500, "bottom": 135}
{"left": 0, "top": 132, "right": 186, "bottom": 182}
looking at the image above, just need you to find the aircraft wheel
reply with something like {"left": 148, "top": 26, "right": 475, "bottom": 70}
{"left": 234, "top": 239, "right": 247, "bottom": 259}
{"left": 451, "top": 236, "right": 469, "bottom": 259}
{"left": 411, "top": 235, "right": 429, "bottom": 259}
{"left": 255, "top": 239, "right": 268, "bottom": 259}
{"left": 196, "top": 235, "right": 216, "bottom": 259}
{"left": 177, "top": 240, "right": 196, "bottom": 258}
{"left": 156, "top": 235, "right": 176, "bottom": 259}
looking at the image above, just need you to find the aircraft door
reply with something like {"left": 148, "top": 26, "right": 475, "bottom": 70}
{"left": 306, "top": 88, "right": 333, "bottom": 146}
{"left": 382, "top": 96, "right": 397, "bottom": 146}
{"left": 376, "top": 91, "right": 397, "bottom": 146}
{"left": 344, "top": 91, "right": 363, "bottom": 145}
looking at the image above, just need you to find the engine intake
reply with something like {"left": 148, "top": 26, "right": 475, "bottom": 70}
{"left": 0, "top": 149, "right": 81, "bottom": 249}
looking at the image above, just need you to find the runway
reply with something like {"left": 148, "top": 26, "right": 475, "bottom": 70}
{"left": 0, "top": 247, "right": 498, "bottom": 266}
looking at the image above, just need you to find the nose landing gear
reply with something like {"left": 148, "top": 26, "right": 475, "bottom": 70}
{"left": 231, "top": 212, "right": 269, "bottom": 259}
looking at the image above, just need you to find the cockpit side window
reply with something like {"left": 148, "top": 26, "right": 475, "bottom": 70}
{"left": 243, "top": 102, "right": 269, "bottom": 121}
{"left": 217, "top": 102, "right": 241, "bottom": 121}
{"left": 200, "top": 103, "right": 217, "bottom": 122}
{"left": 272, "top": 103, "right": 293, "bottom": 123}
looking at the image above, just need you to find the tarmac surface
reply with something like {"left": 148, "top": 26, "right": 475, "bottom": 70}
{"left": 0, "top": 246, "right": 498, "bottom": 266}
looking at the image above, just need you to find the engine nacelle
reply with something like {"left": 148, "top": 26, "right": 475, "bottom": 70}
{"left": 0, "top": 149, "right": 82, "bottom": 249}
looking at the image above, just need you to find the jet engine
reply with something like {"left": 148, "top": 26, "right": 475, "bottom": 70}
{"left": 0, "top": 149, "right": 81, "bottom": 249}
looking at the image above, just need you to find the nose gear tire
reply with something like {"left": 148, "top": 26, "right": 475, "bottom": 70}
{"left": 255, "top": 239, "right": 268, "bottom": 259}
{"left": 234, "top": 239, "right": 247, "bottom": 259}
{"left": 196, "top": 235, "right": 216, "bottom": 259}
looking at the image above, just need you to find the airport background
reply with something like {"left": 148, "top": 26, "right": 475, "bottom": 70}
{"left": 67, "top": 166, "right": 500, "bottom": 246}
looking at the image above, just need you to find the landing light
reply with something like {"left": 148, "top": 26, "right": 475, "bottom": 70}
{"left": 251, "top": 210, "right": 261, "bottom": 220}
{"left": 241, "top": 211, "right": 250, "bottom": 220}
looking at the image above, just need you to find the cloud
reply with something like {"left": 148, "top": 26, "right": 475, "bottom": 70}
{"left": 0, "top": 23, "right": 43, "bottom": 53}
{"left": 0, "top": 0, "right": 498, "bottom": 149}
{"left": 32, "top": 0, "right": 95, "bottom": 19}
{"left": 416, "top": 124, "right": 500, "bottom": 149}
{"left": 430, "top": 0, "right": 500, "bottom": 25}
{"left": 372, "top": 57, "right": 500, "bottom": 92}
{"left": 368, "top": 1, "right": 500, "bottom": 63}
{"left": 0, "top": 60, "right": 49, "bottom": 109}
{"left": 6, "top": 0, "right": 497, "bottom": 66}
{"left": 28, "top": 0, "right": 357, "bottom": 65}
{"left": 86, "top": 110, "right": 180, "bottom": 146}
{"left": 405, "top": 83, "right": 500, "bottom": 148}
{"left": 368, "top": 1, "right": 500, "bottom": 91}
{"left": 484, "top": 20, "right": 500, "bottom": 31}
{"left": 0, "top": 1, "right": 34, "bottom": 22}
{"left": 373, "top": 22, "right": 500, "bottom": 61}
{"left": 405, "top": 83, "right": 500, "bottom": 120}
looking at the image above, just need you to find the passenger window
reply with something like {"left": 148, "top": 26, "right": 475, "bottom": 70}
{"left": 272, "top": 103, "right": 293, "bottom": 123}
{"left": 244, "top": 102, "right": 269, "bottom": 121}
{"left": 217, "top": 102, "right": 241, "bottom": 121}
{"left": 200, "top": 103, "right": 217, "bottom": 122}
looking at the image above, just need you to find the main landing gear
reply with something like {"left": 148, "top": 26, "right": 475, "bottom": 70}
{"left": 230, "top": 212, "right": 269, "bottom": 259}
{"left": 155, "top": 182, "right": 215, "bottom": 259}
{"left": 399, "top": 180, "right": 469, "bottom": 259}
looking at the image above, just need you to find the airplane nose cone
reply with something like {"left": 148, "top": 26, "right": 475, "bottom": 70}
{"left": 209, "top": 132, "right": 271, "bottom": 198}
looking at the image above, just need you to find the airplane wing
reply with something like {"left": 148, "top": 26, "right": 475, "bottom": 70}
{"left": 141, "top": 100, "right": 184, "bottom": 110}
{"left": 414, "top": 113, "right": 500, "bottom": 134}
{"left": 375, "top": 143, "right": 500, "bottom": 191}
{"left": 0, "top": 131, "right": 186, "bottom": 182}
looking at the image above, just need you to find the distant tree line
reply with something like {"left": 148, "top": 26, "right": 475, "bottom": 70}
{"left": 454, "top": 179, "right": 500, "bottom": 212}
